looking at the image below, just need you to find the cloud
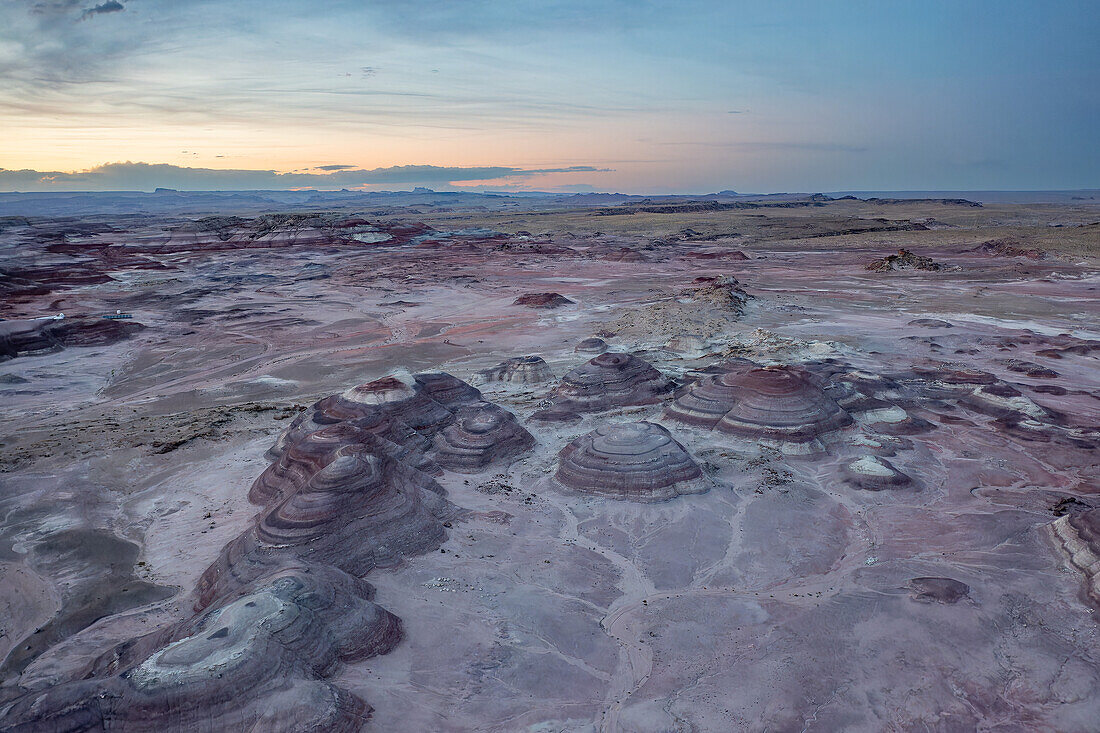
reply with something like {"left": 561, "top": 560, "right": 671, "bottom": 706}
{"left": 0, "top": 161, "right": 613, "bottom": 192}
{"left": 657, "top": 141, "right": 869, "bottom": 153}
{"left": 82, "top": 1, "right": 123, "bottom": 19}
{"left": 314, "top": 164, "right": 357, "bottom": 171}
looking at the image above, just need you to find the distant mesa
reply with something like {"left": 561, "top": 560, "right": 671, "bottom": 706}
{"left": 479, "top": 355, "right": 554, "bottom": 384}
{"left": 431, "top": 402, "right": 535, "bottom": 473}
{"left": 999, "top": 359, "right": 1059, "bottom": 379}
{"left": 908, "top": 577, "right": 971, "bottom": 604}
{"left": 968, "top": 238, "right": 1044, "bottom": 259}
{"left": 907, "top": 318, "right": 953, "bottom": 328}
{"left": 0, "top": 316, "right": 144, "bottom": 361}
{"left": 172, "top": 213, "right": 414, "bottom": 250}
{"left": 666, "top": 364, "right": 853, "bottom": 449}
{"left": 683, "top": 249, "right": 750, "bottom": 260}
{"left": 866, "top": 249, "right": 944, "bottom": 272}
{"left": 602, "top": 247, "right": 648, "bottom": 262}
{"left": 574, "top": 337, "right": 608, "bottom": 353}
{"left": 512, "top": 292, "right": 575, "bottom": 308}
{"left": 842, "top": 455, "right": 911, "bottom": 490}
{"left": 533, "top": 352, "right": 673, "bottom": 421}
{"left": 1047, "top": 508, "right": 1100, "bottom": 611}
{"left": 553, "top": 421, "right": 706, "bottom": 502}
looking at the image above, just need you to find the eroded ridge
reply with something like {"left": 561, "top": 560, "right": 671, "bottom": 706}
{"left": 1, "top": 566, "right": 393, "bottom": 733}
{"left": 1048, "top": 508, "right": 1100, "bottom": 611}
{"left": 553, "top": 421, "right": 707, "bottom": 502}
{"left": 0, "top": 371, "right": 506, "bottom": 731}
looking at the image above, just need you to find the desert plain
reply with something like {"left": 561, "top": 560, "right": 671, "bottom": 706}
{"left": 0, "top": 190, "right": 1098, "bottom": 731}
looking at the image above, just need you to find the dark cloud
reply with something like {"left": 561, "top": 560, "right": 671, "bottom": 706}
{"left": 315, "top": 164, "right": 357, "bottom": 171}
{"left": 82, "top": 1, "right": 123, "bottom": 19}
{"left": 0, "top": 161, "right": 612, "bottom": 192}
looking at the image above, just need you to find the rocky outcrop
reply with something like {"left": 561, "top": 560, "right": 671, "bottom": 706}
{"left": 908, "top": 577, "right": 970, "bottom": 604}
{"left": 999, "top": 359, "right": 1059, "bottom": 379}
{"left": 907, "top": 318, "right": 953, "bottom": 328}
{"left": 553, "top": 422, "right": 706, "bottom": 502}
{"left": 842, "top": 455, "right": 912, "bottom": 490}
{"left": 967, "top": 239, "right": 1044, "bottom": 259}
{"left": 680, "top": 275, "right": 750, "bottom": 313}
{"left": 866, "top": 249, "right": 944, "bottom": 272}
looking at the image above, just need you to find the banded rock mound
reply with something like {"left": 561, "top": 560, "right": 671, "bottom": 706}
{"left": 198, "top": 449, "right": 455, "bottom": 610}
{"left": 553, "top": 421, "right": 706, "bottom": 502}
{"left": 266, "top": 372, "right": 484, "bottom": 462}
{"left": 0, "top": 369, "right": 515, "bottom": 731}
{"left": 574, "top": 337, "right": 608, "bottom": 354}
{"left": 1, "top": 566, "right": 395, "bottom": 733}
{"left": 666, "top": 364, "right": 853, "bottom": 449}
{"left": 479, "top": 355, "right": 554, "bottom": 385}
{"left": 665, "top": 333, "right": 709, "bottom": 356}
{"left": 431, "top": 402, "right": 536, "bottom": 473}
{"left": 533, "top": 352, "right": 674, "bottom": 422}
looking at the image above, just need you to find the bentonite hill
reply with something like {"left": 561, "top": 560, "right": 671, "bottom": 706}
{"left": 1, "top": 190, "right": 1099, "bottom": 731}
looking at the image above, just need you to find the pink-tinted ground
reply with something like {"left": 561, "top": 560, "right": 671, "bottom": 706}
{"left": 1, "top": 204, "right": 1098, "bottom": 731}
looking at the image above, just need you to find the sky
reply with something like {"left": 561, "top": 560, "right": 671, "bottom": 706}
{"left": 1, "top": 0, "right": 1097, "bottom": 193}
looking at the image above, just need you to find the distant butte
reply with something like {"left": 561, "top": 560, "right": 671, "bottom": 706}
{"left": 512, "top": 292, "right": 575, "bottom": 308}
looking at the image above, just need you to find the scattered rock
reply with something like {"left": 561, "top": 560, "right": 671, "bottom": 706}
{"left": 908, "top": 577, "right": 970, "bottom": 604}
{"left": 866, "top": 249, "right": 944, "bottom": 272}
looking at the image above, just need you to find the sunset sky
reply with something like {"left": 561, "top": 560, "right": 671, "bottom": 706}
{"left": 1, "top": 0, "right": 1097, "bottom": 193}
